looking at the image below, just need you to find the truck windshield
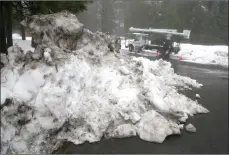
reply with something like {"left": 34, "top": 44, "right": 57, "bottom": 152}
{"left": 134, "top": 35, "right": 141, "bottom": 41}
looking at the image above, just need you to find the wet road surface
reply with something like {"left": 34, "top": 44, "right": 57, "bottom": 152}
{"left": 53, "top": 51, "right": 228, "bottom": 154}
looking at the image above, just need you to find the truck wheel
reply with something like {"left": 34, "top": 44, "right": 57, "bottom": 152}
{"left": 129, "top": 45, "right": 134, "bottom": 52}
{"left": 138, "top": 46, "right": 143, "bottom": 53}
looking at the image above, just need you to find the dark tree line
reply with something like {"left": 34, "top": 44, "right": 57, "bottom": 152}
{"left": 0, "top": 1, "right": 90, "bottom": 54}
{"left": 1, "top": 2, "right": 13, "bottom": 54}
{"left": 1, "top": 0, "right": 228, "bottom": 55}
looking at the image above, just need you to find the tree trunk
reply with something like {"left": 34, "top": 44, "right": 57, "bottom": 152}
{"left": 21, "top": 24, "right": 26, "bottom": 40}
{"left": 6, "top": 2, "right": 13, "bottom": 48}
{"left": 95, "top": 0, "right": 98, "bottom": 31}
{"left": 101, "top": 0, "right": 108, "bottom": 33}
{"left": 31, "top": 37, "right": 37, "bottom": 48}
{"left": 0, "top": 2, "right": 7, "bottom": 54}
{"left": 20, "top": 13, "right": 26, "bottom": 40}
{"left": 124, "top": 1, "right": 129, "bottom": 34}
{"left": 30, "top": 2, "right": 37, "bottom": 48}
{"left": 19, "top": 2, "right": 26, "bottom": 40}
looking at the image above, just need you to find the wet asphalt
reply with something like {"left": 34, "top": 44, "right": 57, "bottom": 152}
{"left": 53, "top": 51, "right": 228, "bottom": 154}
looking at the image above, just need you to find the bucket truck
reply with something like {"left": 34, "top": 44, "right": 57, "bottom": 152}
{"left": 127, "top": 27, "right": 191, "bottom": 59}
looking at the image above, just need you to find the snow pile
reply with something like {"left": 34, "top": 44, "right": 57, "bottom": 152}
{"left": 174, "top": 44, "right": 228, "bottom": 67}
{"left": 1, "top": 11, "right": 209, "bottom": 154}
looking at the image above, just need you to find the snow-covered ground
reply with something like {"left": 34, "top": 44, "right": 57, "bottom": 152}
{"left": 173, "top": 44, "right": 228, "bottom": 67}
{"left": 121, "top": 39, "right": 228, "bottom": 67}
{"left": 12, "top": 33, "right": 34, "bottom": 54}
{"left": 12, "top": 33, "right": 32, "bottom": 41}
{"left": 1, "top": 12, "right": 209, "bottom": 154}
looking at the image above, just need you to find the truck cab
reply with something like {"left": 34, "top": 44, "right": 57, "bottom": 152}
{"left": 128, "top": 33, "right": 149, "bottom": 52}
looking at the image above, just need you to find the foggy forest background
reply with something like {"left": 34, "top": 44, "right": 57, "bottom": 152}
{"left": 1, "top": 0, "right": 228, "bottom": 53}
{"left": 78, "top": 0, "right": 228, "bottom": 45}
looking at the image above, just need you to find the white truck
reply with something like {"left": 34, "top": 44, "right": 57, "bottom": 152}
{"left": 126, "top": 27, "right": 191, "bottom": 55}
{"left": 127, "top": 33, "right": 150, "bottom": 52}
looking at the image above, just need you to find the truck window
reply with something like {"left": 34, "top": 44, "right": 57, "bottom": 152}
{"left": 134, "top": 35, "right": 141, "bottom": 41}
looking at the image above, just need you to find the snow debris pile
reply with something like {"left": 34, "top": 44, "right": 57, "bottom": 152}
{"left": 185, "top": 123, "right": 196, "bottom": 133}
{"left": 174, "top": 44, "right": 228, "bottom": 67}
{"left": 196, "top": 94, "right": 201, "bottom": 99}
{"left": 1, "top": 11, "right": 209, "bottom": 154}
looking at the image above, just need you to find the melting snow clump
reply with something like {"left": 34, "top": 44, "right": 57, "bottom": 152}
{"left": 1, "top": 11, "right": 209, "bottom": 154}
{"left": 185, "top": 123, "right": 197, "bottom": 133}
{"left": 196, "top": 94, "right": 201, "bottom": 99}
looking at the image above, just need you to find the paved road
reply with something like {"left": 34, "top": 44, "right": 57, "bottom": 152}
{"left": 53, "top": 51, "right": 228, "bottom": 154}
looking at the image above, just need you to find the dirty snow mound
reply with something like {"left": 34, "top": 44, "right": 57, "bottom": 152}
{"left": 1, "top": 11, "right": 209, "bottom": 154}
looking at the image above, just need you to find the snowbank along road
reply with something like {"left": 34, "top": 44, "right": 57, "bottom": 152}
{"left": 1, "top": 11, "right": 209, "bottom": 154}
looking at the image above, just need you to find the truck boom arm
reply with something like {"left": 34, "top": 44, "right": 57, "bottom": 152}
{"left": 129, "top": 27, "right": 191, "bottom": 39}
